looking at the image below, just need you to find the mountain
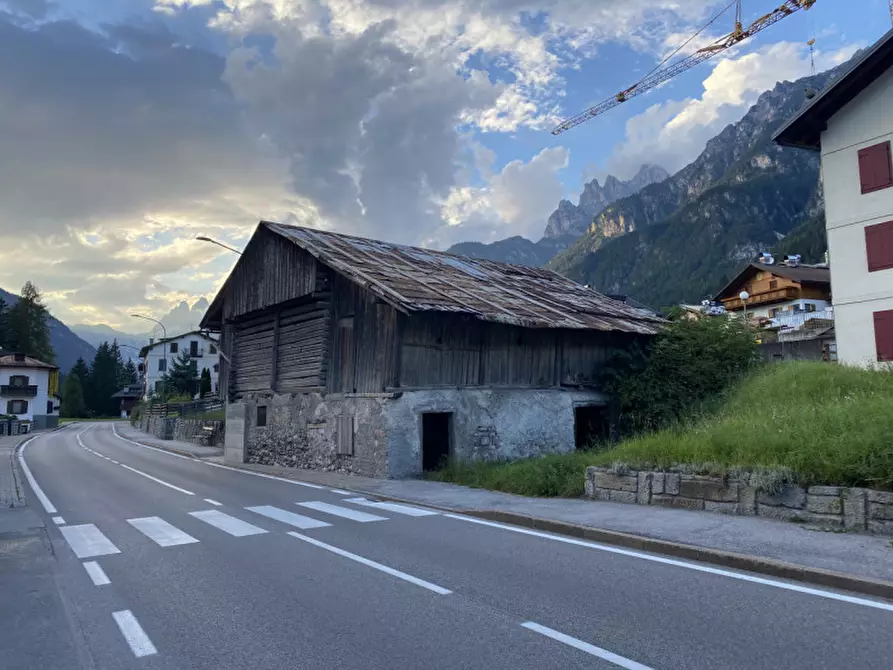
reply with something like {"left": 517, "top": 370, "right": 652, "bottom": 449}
{"left": 158, "top": 297, "right": 210, "bottom": 335}
{"left": 0, "top": 286, "right": 96, "bottom": 373}
{"left": 544, "top": 164, "right": 669, "bottom": 239}
{"left": 70, "top": 324, "right": 147, "bottom": 361}
{"left": 445, "top": 164, "right": 668, "bottom": 266}
{"left": 548, "top": 66, "right": 839, "bottom": 308}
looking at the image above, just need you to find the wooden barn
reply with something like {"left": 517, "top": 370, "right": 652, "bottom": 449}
{"left": 201, "top": 222, "right": 663, "bottom": 478}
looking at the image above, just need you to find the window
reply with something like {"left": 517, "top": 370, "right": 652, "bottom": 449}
{"left": 858, "top": 141, "right": 893, "bottom": 194}
{"left": 866, "top": 220, "right": 893, "bottom": 272}
{"left": 190, "top": 341, "right": 199, "bottom": 357}
{"left": 769, "top": 280, "right": 778, "bottom": 290}
{"left": 875, "top": 310, "right": 893, "bottom": 362}
{"left": 190, "top": 360, "right": 198, "bottom": 375}
{"left": 806, "top": 303, "right": 817, "bottom": 313}
{"left": 155, "top": 381, "right": 164, "bottom": 394}
{"left": 158, "top": 358, "right": 166, "bottom": 372}
{"left": 769, "top": 308, "right": 778, "bottom": 318}
{"left": 169, "top": 342, "right": 178, "bottom": 354}
{"left": 209, "top": 344, "right": 217, "bottom": 354}
{"left": 6, "top": 399, "right": 28, "bottom": 414}
{"left": 213, "top": 363, "right": 219, "bottom": 373}
{"left": 257, "top": 405, "right": 267, "bottom": 427}
{"left": 9, "top": 375, "right": 29, "bottom": 387}
{"left": 47, "top": 400, "right": 53, "bottom": 414}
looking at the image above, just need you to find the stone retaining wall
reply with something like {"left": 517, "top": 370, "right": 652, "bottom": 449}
{"left": 585, "top": 466, "right": 893, "bottom": 535}
{"left": 140, "top": 415, "right": 224, "bottom": 447}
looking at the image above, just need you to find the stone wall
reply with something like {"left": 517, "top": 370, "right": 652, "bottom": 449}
{"left": 585, "top": 466, "right": 893, "bottom": 535}
{"left": 140, "top": 415, "right": 224, "bottom": 447}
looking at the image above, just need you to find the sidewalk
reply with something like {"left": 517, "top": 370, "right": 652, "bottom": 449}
{"left": 116, "top": 428, "right": 893, "bottom": 595}
{"left": 114, "top": 422, "right": 223, "bottom": 458}
{"left": 0, "top": 433, "right": 31, "bottom": 508}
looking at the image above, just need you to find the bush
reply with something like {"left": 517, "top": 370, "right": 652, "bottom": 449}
{"left": 600, "top": 316, "right": 759, "bottom": 436}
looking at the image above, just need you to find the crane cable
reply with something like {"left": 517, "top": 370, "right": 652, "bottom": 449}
{"left": 642, "top": 0, "right": 740, "bottom": 82}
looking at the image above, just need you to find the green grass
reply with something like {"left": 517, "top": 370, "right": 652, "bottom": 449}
{"left": 430, "top": 362, "right": 893, "bottom": 497}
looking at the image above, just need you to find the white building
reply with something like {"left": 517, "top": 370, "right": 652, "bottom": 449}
{"left": 0, "top": 352, "right": 59, "bottom": 429}
{"left": 139, "top": 331, "right": 220, "bottom": 400}
{"left": 775, "top": 29, "right": 893, "bottom": 366}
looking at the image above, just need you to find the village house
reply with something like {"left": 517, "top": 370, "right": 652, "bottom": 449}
{"left": 0, "top": 352, "right": 59, "bottom": 430}
{"left": 774, "top": 28, "right": 893, "bottom": 366}
{"left": 138, "top": 331, "right": 220, "bottom": 400}
{"left": 200, "top": 222, "right": 663, "bottom": 478}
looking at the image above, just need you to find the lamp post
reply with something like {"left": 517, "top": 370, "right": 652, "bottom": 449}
{"left": 196, "top": 236, "right": 242, "bottom": 255}
{"left": 739, "top": 291, "right": 750, "bottom": 328}
{"left": 131, "top": 314, "right": 167, "bottom": 401}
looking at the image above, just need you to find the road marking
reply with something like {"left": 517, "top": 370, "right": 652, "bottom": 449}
{"left": 329, "top": 488, "right": 353, "bottom": 495}
{"left": 83, "top": 561, "right": 111, "bottom": 586}
{"left": 190, "top": 510, "right": 267, "bottom": 537}
{"left": 246, "top": 505, "right": 331, "bottom": 530}
{"left": 118, "top": 464, "right": 195, "bottom": 495}
{"left": 521, "top": 622, "right": 652, "bottom": 670}
{"left": 112, "top": 610, "right": 157, "bottom": 658}
{"left": 288, "top": 532, "right": 452, "bottom": 595}
{"left": 110, "top": 460, "right": 119, "bottom": 464}
{"left": 128, "top": 516, "right": 199, "bottom": 547}
{"left": 206, "top": 461, "right": 325, "bottom": 489}
{"left": 297, "top": 501, "right": 387, "bottom": 523}
{"left": 345, "top": 497, "right": 439, "bottom": 517}
{"left": 16, "top": 436, "right": 58, "bottom": 514}
{"left": 111, "top": 423, "right": 192, "bottom": 460}
{"left": 204, "top": 498, "right": 223, "bottom": 506}
{"left": 52, "top": 516, "right": 66, "bottom": 525}
{"left": 60, "top": 524, "right": 121, "bottom": 558}
{"left": 444, "top": 514, "right": 893, "bottom": 613}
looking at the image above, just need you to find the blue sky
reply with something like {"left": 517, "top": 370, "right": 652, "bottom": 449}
{"left": 0, "top": 0, "right": 885, "bottom": 332}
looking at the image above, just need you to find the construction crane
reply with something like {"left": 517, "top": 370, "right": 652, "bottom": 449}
{"left": 552, "top": 0, "right": 818, "bottom": 135}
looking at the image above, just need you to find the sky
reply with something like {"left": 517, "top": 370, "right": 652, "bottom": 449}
{"left": 0, "top": 0, "right": 885, "bottom": 335}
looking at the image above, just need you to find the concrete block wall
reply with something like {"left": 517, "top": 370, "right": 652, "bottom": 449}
{"left": 140, "top": 415, "right": 224, "bottom": 447}
{"left": 586, "top": 466, "right": 893, "bottom": 535}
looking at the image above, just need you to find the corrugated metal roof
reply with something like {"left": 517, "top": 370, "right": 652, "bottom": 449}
{"left": 263, "top": 222, "right": 664, "bottom": 335}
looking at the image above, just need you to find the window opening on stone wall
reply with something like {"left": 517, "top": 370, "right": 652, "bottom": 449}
{"left": 257, "top": 405, "right": 267, "bottom": 427}
{"left": 574, "top": 405, "right": 608, "bottom": 449}
{"left": 422, "top": 412, "right": 451, "bottom": 471}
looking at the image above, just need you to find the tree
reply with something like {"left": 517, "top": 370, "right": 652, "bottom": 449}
{"left": 86, "top": 342, "right": 121, "bottom": 417}
{"left": 60, "top": 372, "right": 86, "bottom": 418}
{"left": 5, "top": 282, "right": 54, "bottom": 362}
{"left": 69, "top": 357, "right": 90, "bottom": 384}
{"left": 0, "top": 296, "right": 8, "bottom": 350}
{"left": 166, "top": 351, "right": 198, "bottom": 398}
{"left": 124, "top": 359, "right": 138, "bottom": 385}
{"left": 199, "top": 367, "right": 212, "bottom": 398}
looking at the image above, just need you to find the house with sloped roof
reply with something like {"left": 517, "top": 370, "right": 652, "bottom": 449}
{"left": 774, "top": 28, "right": 893, "bottom": 365}
{"left": 0, "top": 352, "right": 59, "bottom": 430}
{"left": 714, "top": 262, "right": 832, "bottom": 324}
{"left": 201, "top": 222, "right": 664, "bottom": 478}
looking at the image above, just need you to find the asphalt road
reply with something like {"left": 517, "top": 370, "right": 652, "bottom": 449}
{"left": 12, "top": 422, "right": 893, "bottom": 669}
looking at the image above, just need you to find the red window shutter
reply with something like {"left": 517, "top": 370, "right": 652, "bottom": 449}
{"left": 874, "top": 310, "right": 893, "bottom": 362}
{"left": 858, "top": 142, "right": 893, "bottom": 194}
{"left": 866, "top": 221, "right": 893, "bottom": 272}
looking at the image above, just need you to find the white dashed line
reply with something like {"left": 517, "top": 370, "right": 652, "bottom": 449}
{"left": 345, "top": 498, "right": 439, "bottom": 517}
{"left": 52, "top": 516, "right": 66, "bottom": 525}
{"left": 204, "top": 498, "right": 223, "bottom": 506}
{"left": 60, "top": 524, "right": 121, "bottom": 558}
{"left": 297, "top": 501, "right": 387, "bottom": 523}
{"left": 288, "top": 532, "right": 452, "bottom": 595}
{"left": 112, "top": 610, "right": 157, "bottom": 658}
{"left": 329, "top": 488, "right": 353, "bottom": 495}
{"left": 83, "top": 561, "right": 111, "bottom": 586}
{"left": 118, "top": 464, "right": 195, "bottom": 495}
{"left": 521, "top": 622, "right": 652, "bottom": 670}
{"left": 128, "top": 516, "right": 199, "bottom": 547}
{"left": 246, "top": 505, "right": 331, "bottom": 530}
{"left": 190, "top": 510, "right": 267, "bottom": 537}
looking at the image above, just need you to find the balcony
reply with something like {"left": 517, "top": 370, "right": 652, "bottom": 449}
{"left": 1, "top": 385, "right": 38, "bottom": 397}
{"left": 188, "top": 348, "right": 205, "bottom": 358}
{"left": 723, "top": 287, "right": 799, "bottom": 311}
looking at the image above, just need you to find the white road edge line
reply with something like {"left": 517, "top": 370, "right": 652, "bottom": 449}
{"left": 111, "top": 423, "right": 192, "bottom": 460}
{"left": 16, "top": 435, "right": 57, "bottom": 514}
{"left": 329, "top": 488, "right": 353, "bottom": 495}
{"left": 112, "top": 610, "right": 157, "bottom": 658}
{"left": 52, "top": 516, "right": 66, "bottom": 525}
{"left": 521, "top": 622, "right": 652, "bottom": 670}
{"left": 83, "top": 561, "right": 111, "bottom": 586}
{"left": 288, "top": 532, "right": 451, "bottom": 595}
{"left": 204, "top": 498, "right": 223, "bottom": 506}
{"left": 444, "top": 514, "right": 893, "bottom": 613}
{"left": 118, "top": 464, "right": 195, "bottom": 495}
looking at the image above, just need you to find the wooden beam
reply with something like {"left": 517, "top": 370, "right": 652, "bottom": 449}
{"left": 270, "top": 309, "right": 281, "bottom": 393}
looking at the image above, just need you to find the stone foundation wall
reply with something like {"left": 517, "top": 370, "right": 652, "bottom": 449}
{"left": 140, "top": 415, "right": 224, "bottom": 447}
{"left": 586, "top": 466, "right": 893, "bottom": 535}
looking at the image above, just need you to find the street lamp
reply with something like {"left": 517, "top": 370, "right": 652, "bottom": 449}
{"left": 739, "top": 291, "right": 750, "bottom": 327}
{"left": 196, "top": 236, "right": 242, "bottom": 255}
{"left": 132, "top": 313, "right": 167, "bottom": 401}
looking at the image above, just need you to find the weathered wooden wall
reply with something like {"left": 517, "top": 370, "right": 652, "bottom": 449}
{"left": 396, "top": 314, "right": 620, "bottom": 389}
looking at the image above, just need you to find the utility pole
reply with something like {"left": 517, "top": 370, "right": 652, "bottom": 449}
{"left": 131, "top": 314, "right": 167, "bottom": 401}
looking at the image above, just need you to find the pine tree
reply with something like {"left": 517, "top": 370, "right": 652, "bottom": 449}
{"left": 60, "top": 372, "right": 86, "bottom": 418}
{"left": 6, "top": 282, "right": 54, "bottom": 362}
{"left": 199, "top": 368, "right": 212, "bottom": 397}
{"left": 87, "top": 342, "right": 120, "bottom": 417}
{"left": 69, "top": 357, "right": 90, "bottom": 384}
{"left": 167, "top": 351, "right": 199, "bottom": 398}
{"left": 0, "top": 296, "right": 8, "bottom": 350}
{"left": 124, "top": 359, "right": 138, "bottom": 385}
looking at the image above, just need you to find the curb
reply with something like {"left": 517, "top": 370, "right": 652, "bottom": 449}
{"left": 222, "top": 462, "right": 893, "bottom": 602}
{"left": 117, "top": 431, "right": 222, "bottom": 460}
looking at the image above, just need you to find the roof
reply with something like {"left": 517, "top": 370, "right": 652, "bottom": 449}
{"left": 112, "top": 385, "right": 144, "bottom": 399}
{"left": 774, "top": 29, "right": 893, "bottom": 150}
{"left": 714, "top": 263, "right": 831, "bottom": 301}
{"left": 0, "top": 353, "right": 57, "bottom": 370}
{"left": 204, "top": 222, "right": 664, "bottom": 335}
{"left": 138, "top": 331, "right": 218, "bottom": 358}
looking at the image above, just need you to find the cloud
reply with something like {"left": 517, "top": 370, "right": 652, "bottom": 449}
{"left": 598, "top": 41, "right": 864, "bottom": 181}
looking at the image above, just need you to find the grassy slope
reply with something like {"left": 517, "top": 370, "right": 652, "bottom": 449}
{"left": 432, "top": 363, "right": 893, "bottom": 496}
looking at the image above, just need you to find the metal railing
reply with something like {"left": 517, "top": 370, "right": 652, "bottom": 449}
{"left": 768, "top": 308, "right": 834, "bottom": 331}
{"left": 0, "top": 385, "right": 38, "bottom": 397}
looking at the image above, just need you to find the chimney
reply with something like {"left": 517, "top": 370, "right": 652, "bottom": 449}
{"left": 13, "top": 353, "right": 25, "bottom": 362}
